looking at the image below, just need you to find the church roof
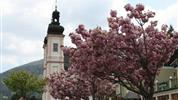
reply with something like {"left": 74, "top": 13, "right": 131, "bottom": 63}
{"left": 47, "top": 23, "right": 64, "bottom": 34}
{"left": 47, "top": 9, "right": 64, "bottom": 35}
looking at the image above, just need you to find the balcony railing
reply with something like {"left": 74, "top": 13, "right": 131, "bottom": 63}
{"left": 155, "top": 78, "right": 178, "bottom": 92}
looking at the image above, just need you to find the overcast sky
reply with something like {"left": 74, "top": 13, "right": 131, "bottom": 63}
{"left": 0, "top": 0, "right": 178, "bottom": 73}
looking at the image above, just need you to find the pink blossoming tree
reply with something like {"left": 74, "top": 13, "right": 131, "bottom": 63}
{"left": 48, "top": 68, "right": 115, "bottom": 100}
{"left": 48, "top": 71, "right": 90, "bottom": 100}
{"left": 62, "top": 3, "right": 178, "bottom": 100}
{"left": 81, "top": 73, "right": 115, "bottom": 100}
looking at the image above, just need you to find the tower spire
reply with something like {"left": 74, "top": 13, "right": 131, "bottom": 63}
{"left": 47, "top": 0, "right": 64, "bottom": 34}
{"left": 55, "top": 0, "right": 57, "bottom": 10}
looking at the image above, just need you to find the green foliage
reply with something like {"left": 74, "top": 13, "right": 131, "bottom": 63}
{"left": 11, "top": 93, "right": 20, "bottom": 100}
{"left": 3, "top": 70, "right": 46, "bottom": 99}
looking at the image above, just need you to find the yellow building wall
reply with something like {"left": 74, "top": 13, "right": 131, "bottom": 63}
{"left": 156, "top": 67, "right": 177, "bottom": 83}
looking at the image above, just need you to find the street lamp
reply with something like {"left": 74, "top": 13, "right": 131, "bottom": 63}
{"left": 169, "top": 76, "right": 172, "bottom": 88}
{"left": 155, "top": 80, "right": 158, "bottom": 91}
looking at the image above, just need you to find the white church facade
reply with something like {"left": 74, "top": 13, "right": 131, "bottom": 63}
{"left": 42, "top": 6, "right": 65, "bottom": 100}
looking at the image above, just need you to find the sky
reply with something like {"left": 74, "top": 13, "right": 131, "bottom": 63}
{"left": 0, "top": 0, "right": 178, "bottom": 73}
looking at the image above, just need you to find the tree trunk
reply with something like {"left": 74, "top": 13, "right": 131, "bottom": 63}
{"left": 142, "top": 82, "right": 155, "bottom": 100}
{"left": 91, "top": 78, "right": 97, "bottom": 100}
{"left": 92, "top": 93, "right": 96, "bottom": 100}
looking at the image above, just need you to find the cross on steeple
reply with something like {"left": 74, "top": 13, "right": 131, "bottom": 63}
{"left": 55, "top": 0, "right": 57, "bottom": 10}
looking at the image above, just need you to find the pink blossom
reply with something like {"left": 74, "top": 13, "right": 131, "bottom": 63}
{"left": 161, "top": 24, "right": 168, "bottom": 32}
{"left": 131, "top": 10, "right": 140, "bottom": 18}
{"left": 124, "top": 3, "right": 134, "bottom": 11}
{"left": 136, "top": 4, "right": 144, "bottom": 11}
{"left": 127, "top": 13, "right": 133, "bottom": 18}
{"left": 147, "top": 11, "right": 155, "bottom": 18}
{"left": 110, "top": 10, "right": 117, "bottom": 17}
{"left": 142, "top": 17, "right": 148, "bottom": 23}
{"left": 78, "top": 24, "right": 85, "bottom": 30}
{"left": 150, "top": 21, "right": 158, "bottom": 26}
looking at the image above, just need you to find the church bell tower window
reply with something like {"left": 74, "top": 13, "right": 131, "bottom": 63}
{"left": 53, "top": 43, "right": 58, "bottom": 52}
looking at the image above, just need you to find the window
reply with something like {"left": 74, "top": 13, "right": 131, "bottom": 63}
{"left": 158, "top": 95, "right": 169, "bottom": 100}
{"left": 53, "top": 43, "right": 58, "bottom": 52}
{"left": 172, "top": 93, "right": 178, "bottom": 100}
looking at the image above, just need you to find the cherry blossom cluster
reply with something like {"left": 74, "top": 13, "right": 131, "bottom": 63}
{"left": 48, "top": 68, "right": 116, "bottom": 100}
{"left": 48, "top": 71, "right": 90, "bottom": 100}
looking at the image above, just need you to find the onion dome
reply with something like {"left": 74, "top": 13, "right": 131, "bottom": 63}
{"left": 47, "top": 9, "right": 64, "bottom": 34}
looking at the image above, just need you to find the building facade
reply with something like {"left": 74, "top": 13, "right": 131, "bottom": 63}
{"left": 42, "top": 7, "right": 65, "bottom": 100}
{"left": 153, "top": 59, "right": 178, "bottom": 100}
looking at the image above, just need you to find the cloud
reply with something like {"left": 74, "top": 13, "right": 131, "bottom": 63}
{"left": 61, "top": 0, "right": 117, "bottom": 46}
{"left": 0, "top": 0, "right": 14, "bottom": 16}
{"left": 111, "top": 0, "right": 128, "bottom": 15}
{"left": 155, "top": 2, "right": 178, "bottom": 31}
{"left": 5, "top": 33, "right": 42, "bottom": 56}
{"left": 143, "top": 1, "right": 178, "bottom": 31}
{"left": 1, "top": 32, "right": 43, "bottom": 72}
{"left": 60, "top": 0, "right": 113, "bottom": 28}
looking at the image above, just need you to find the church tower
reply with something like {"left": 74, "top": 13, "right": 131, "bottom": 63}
{"left": 42, "top": 2, "right": 65, "bottom": 100}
